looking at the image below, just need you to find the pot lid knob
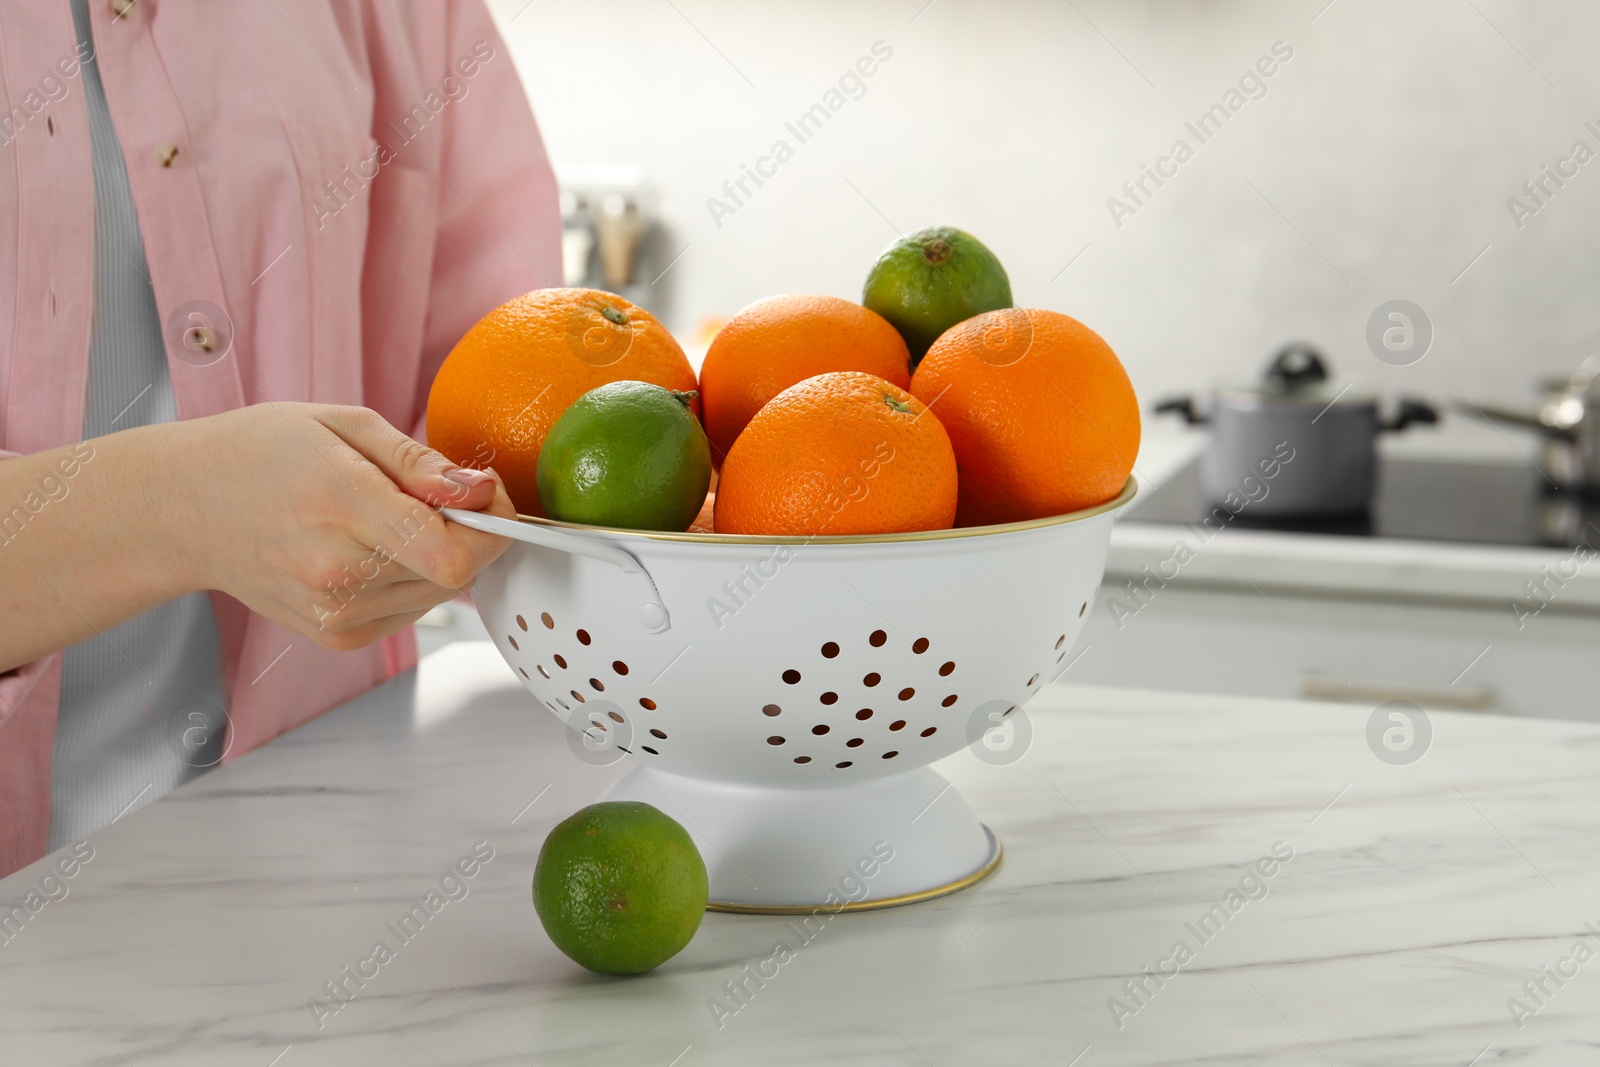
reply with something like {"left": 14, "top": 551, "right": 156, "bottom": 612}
{"left": 1265, "top": 343, "right": 1329, "bottom": 391}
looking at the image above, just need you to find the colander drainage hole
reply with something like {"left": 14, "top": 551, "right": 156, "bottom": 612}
{"left": 553, "top": 654, "right": 567, "bottom": 669}
{"left": 762, "top": 704, "right": 781, "bottom": 717}
{"left": 882, "top": 750, "right": 899, "bottom": 759}
{"left": 941, "top": 694, "right": 958, "bottom": 707}
{"left": 855, "top": 708, "right": 873, "bottom": 721}
{"left": 518, "top": 667, "right": 529, "bottom": 679}
{"left": 576, "top": 629, "right": 591, "bottom": 645}
{"left": 836, "top": 761, "right": 853, "bottom": 768}
{"left": 863, "top": 672, "right": 881, "bottom": 687}
{"left": 1055, "top": 634, "right": 1066, "bottom": 650}
{"left": 847, "top": 738, "right": 864, "bottom": 748}
{"left": 1080, "top": 601, "right": 1088, "bottom": 617}
{"left": 516, "top": 614, "right": 528, "bottom": 631}
{"left": 912, "top": 637, "right": 929, "bottom": 654}
{"left": 537, "top": 665, "right": 551, "bottom": 679}
{"left": 642, "top": 746, "right": 659, "bottom": 755}
{"left": 812, "top": 724, "right": 830, "bottom": 736}
{"left": 820, "top": 691, "right": 838, "bottom": 705}
{"left": 782, "top": 669, "right": 801, "bottom": 684}
{"left": 1027, "top": 674, "right": 1039, "bottom": 687}
{"left": 541, "top": 612, "right": 554, "bottom": 629}
{"left": 794, "top": 756, "right": 811, "bottom": 764}
{"left": 869, "top": 630, "right": 887, "bottom": 647}
{"left": 570, "top": 690, "right": 586, "bottom": 703}
{"left": 507, "top": 634, "right": 519, "bottom": 650}
{"left": 640, "top": 698, "right": 657, "bottom": 710}
{"left": 650, "top": 728, "right": 667, "bottom": 739}
{"left": 939, "top": 661, "right": 956, "bottom": 676}
{"left": 898, "top": 687, "right": 915, "bottom": 701}
{"left": 768, "top": 736, "right": 786, "bottom": 746}
{"left": 613, "top": 660, "right": 629, "bottom": 675}
{"left": 590, "top": 678, "right": 605, "bottom": 692}
{"left": 921, "top": 727, "right": 937, "bottom": 737}
{"left": 608, "top": 711, "right": 625, "bottom": 723}
{"left": 556, "top": 698, "right": 570, "bottom": 710}
{"left": 890, "top": 720, "right": 907, "bottom": 731}
{"left": 821, "top": 641, "right": 840, "bottom": 658}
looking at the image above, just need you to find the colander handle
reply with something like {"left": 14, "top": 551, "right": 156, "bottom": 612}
{"left": 438, "top": 508, "right": 671, "bottom": 633}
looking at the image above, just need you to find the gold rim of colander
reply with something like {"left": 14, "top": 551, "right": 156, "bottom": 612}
{"left": 509, "top": 477, "right": 1137, "bottom": 545}
{"left": 704, "top": 828, "right": 1003, "bottom": 914}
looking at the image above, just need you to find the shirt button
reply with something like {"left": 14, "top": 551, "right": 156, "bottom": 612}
{"left": 110, "top": 0, "right": 135, "bottom": 16}
{"left": 156, "top": 143, "right": 179, "bottom": 167}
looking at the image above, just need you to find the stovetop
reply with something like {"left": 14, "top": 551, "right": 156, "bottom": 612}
{"left": 1123, "top": 456, "right": 1600, "bottom": 550}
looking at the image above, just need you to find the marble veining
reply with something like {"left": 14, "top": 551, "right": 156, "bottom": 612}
{"left": 4, "top": 642, "right": 1600, "bottom": 1065}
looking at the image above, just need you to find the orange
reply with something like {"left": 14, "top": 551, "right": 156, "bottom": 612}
{"left": 714, "top": 372, "right": 957, "bottom": 536}
{"left": 427, "top": 288, "right": 697, "bottom": 515}
{"left": 698, "top": 295, "right": 910, "bottom": 464}
{"left": 910, "top": 308, "right": 1139, "bottom": 527}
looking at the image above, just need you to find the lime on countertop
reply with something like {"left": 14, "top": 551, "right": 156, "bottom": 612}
{"left": 532, "top": 801, "right": 709, "bottom": 975}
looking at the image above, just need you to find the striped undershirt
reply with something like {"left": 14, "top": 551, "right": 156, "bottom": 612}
{"left": 49, "top": 0, "right": 229, "bottom": 849}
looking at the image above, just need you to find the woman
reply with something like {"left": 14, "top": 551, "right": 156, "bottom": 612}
{"left": 0, "top": 0, "right": 559, "bottom": 876}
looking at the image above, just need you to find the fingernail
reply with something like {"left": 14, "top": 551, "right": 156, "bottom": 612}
{"left": 443, "top": 467, "right": 494, "bottom": 493}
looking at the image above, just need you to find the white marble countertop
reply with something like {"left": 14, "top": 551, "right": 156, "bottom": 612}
{"left": 7, "top": 641, "right": 1600, "bottom": 1064}
{"left": 1114, "top": 420, "right": 1600, "bottom": 610}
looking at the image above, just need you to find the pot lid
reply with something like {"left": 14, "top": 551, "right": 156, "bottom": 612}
{"left": 1212, "top": 343, "right": 1377, "bottom": 406}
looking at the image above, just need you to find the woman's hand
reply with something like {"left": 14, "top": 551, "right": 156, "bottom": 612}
{"left": 177, "top": 403, "right": 514, "bottom": 650}
{"left": 0, "top": 403, "right": 512, "bottom": 673}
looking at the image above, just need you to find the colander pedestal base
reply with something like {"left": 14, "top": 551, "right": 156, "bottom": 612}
{"left": 599, "top": 765, "right": 1001, "bottom": 913}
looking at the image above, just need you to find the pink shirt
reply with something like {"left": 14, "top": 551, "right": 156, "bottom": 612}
{"left": 0, "top": 0, "right": 560, "bottom": 875}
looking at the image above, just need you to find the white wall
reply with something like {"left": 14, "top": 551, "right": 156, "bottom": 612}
{"left": 490, "top": 0, "right": 1600, "bottom": 415}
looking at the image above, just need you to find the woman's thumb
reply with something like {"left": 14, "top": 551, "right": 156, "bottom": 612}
{"left": 322, "top": 406, "right": 501, "bottom": 510}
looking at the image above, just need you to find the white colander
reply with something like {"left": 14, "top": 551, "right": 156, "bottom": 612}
{"left": 445, "top": 480, "right": 1134, "bottom": 911}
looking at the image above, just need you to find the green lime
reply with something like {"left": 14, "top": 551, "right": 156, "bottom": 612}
{"left": 533, "top": 801, "right": 709, "bottom": 975}
{"left": 862, "top": 226, "right": 1013, "bottom": 369}
{"left": 536, "top": 381, "right": 712, "bottom": 530}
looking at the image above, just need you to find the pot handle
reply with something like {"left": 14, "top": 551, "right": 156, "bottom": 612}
{"left": 1154, "top": 396, "right": 1205, "bottom": 424}
{"left": 1381, "top": 398, "right": 1440, "bottom": 433}
{"left": 439, "top": 508, "right": 671, "bottom": 634}
{"left": 1454, "top": 399, "right": 1575, "bottom": 439}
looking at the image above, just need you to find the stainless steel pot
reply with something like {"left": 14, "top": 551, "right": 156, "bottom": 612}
{"left": 1157, "top": 344, "right": 1438, "bottom": 518}
{"left": 1460, "top": 355, "right": 1600, "bottom": 496}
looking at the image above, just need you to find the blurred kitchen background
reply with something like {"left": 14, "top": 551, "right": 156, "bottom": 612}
{"left": 413, "top": 1, "right": 1600, "bottom": 722}
{"left": 489, "top": 0, "right": 1597, "bottom": 401}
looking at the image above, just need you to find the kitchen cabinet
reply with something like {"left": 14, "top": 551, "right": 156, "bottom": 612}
{"left": 1070, "top": 580, "right": 1600, "bottom": 720}
{"left": 1076, "top": 423, "right": 1600, "bottom": 721}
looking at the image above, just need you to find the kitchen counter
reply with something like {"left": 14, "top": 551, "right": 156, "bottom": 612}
{"left": 1118, "top": 421, "right": 1600, "bottom": 611}
{"left": 7, "top": 641, "right": 1600, "bottom": 1065}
